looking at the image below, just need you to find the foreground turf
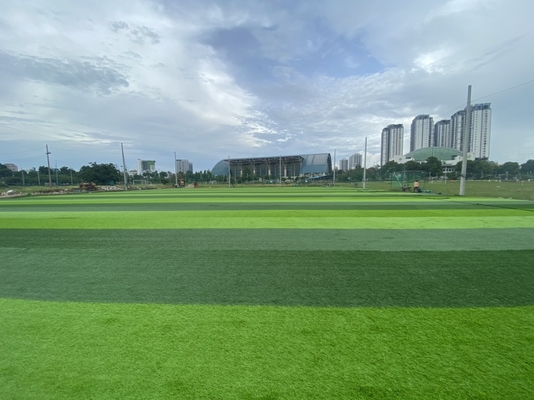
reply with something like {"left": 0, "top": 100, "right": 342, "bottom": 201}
{"left": 1, "top": 299, "right": 532, "bottom": 399}
{"left": 1, "top": 188, "right": 533, "bottom": 399}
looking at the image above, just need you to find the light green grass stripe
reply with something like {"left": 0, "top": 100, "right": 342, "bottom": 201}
{"left": 2, "top": 192, "right": 530, "bottom": 205}
{"left": 1, "top": 209, "right": 531, "bottom": 217}
{"left": 1, "top": 212, "right": 533, "bottom": 229}
{"left": 1, "top": 298, "right": 532, "bottom": 399}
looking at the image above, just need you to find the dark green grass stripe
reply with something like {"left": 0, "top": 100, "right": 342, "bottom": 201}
{"left": 1, "top": 249, "right": 532, "bottom": 307}
{"left": 1, "top": 229, "right": 532, "bottom": 251}
{"left": 3, "top": 202, "right": 531, "bottom": 212}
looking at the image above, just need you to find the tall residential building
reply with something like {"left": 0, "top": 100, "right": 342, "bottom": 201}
{"left": 450, "top": 104, "right": 492, "bottom": 158}
{"left": 470, "top": 103, "right": 492, "bottom": 159}
{"left": 175, "top": 159, "right": 193, "bottom": 174}
{"left": 410, "top": 115, "right": 434, "bottom": 152}
{"left": 434, "top": 120, "right": 452, "bottom": 148}
{"left": 349, "top": 153, "right": 362, "bottom": 169}
{"left": 137, "top": 159, "right": 156, "bottom": 173}
{"left": 339, "top": 158, "right": 349, "bottom": 172}
{"left": 451, "top": 110, "right": 466, "bottom": 151}
{"left": 381, "top": 124, "right": 404, "bottom": 166}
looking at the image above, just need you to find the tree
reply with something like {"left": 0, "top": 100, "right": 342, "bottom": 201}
{"left": 423, "top": 157, "right": 442, "bottom": 177}
{"left": 404, "top": 160, "right": 422, "bottom": 171}
{"left": 78, "top": 162, "right": 121, "bottom": 185}
{"left": 497, "top": 162, "right": 520, "bottom": 178}
{"left": 0, "top": 164, "right": 12, "bottom": 178}
{"left": 520, "top": 159, "right": 534, "bottom": 176}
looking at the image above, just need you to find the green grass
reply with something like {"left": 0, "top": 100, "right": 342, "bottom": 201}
{"left": 1, "top": 187, "right": 533, "bottom": 399}
{"left": 1, "top": 299, "right": 532, "bottom": 399}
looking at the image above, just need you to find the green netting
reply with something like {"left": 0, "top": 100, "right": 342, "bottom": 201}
{"left": 391, "top": 171, "right": 426, "bottom": 190}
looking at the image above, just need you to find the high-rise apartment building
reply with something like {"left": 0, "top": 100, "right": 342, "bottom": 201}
{"left": 410, "top": 115, "right": 434, "bottom": 152}
{"left": 451, "top": 110, "right": 466, "bottom": 152}
{"left": 176, "top": 159, "right": 193, "bottom": 174}
{"left": 381, "top": 124, "right": 404, "bottom": 166}
{"left": 434, "top": 120, "right": 452, "bottom": 148}
{"left": 470, "top": 103, "right": 491, "bottom": 159}
{"left": 349, "top": 153, "right": 362, "bottom": 169}
{"left": 339, "top": 158, "right": 349, "bottom": 172}
{"left": 137, "top": 159, "right": 156, "bottom": 173}
{"left": 450, "top": 104, "right": 491, "bottom": 158}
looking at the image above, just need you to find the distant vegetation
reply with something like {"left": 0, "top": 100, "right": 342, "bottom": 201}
{"left": 1, "top": 158, "right": 533, "bottom": 188}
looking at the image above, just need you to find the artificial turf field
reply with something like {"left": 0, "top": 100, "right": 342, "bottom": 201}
{"left": 1, "top": 187, "right": 533, "bottom": 399}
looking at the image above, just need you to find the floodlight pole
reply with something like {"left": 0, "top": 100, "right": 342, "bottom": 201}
{"left": 45, "top": 145, "right": 52, "bottom": 187}
{"left": 333, "top": 149, "right": 336, "bottom": 186}
{"left": 121, "top": 143, "right": 128, "bottom": 190}
{"left": 459, "top": 85, "right": 472, "bottom": 196}
{"left": 363, "top": 137, "right": 367, "bottom": 189}
{"left": 228, "top": 155, "right": 231, "bottom": 188}
{"left": 279, "top": 155, "right": 282, "bottom": 187}
{"left": 174, "top": 152, "right": 178, "bottom": 187}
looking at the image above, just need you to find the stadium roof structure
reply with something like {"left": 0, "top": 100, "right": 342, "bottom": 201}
{"left": 404, "top": 147, "right": 463, "bottom": 162}
{"left": 211, "top": 153, "right": 332, "bottom": 177}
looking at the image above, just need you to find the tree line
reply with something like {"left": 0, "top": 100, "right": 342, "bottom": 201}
{"left": 1, "top": 158, "right": 533, "bottom": 187}
{"left": 337, "top": 157, "right": 534, "bottom": 182}
{"left": 0, "top": 162, "right": 219, "bottom": 187}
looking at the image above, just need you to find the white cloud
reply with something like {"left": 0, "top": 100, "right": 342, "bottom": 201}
{"left": 0, "top": 0, "right": 533, "bottom": 172}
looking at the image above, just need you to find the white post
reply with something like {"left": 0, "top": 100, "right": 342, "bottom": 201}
{"left": 333, "top": 149, "right": 336, "bottom": 186}
{"left": 46, "top": 145, "right": 52, "bottom": 187}
{"left": 174, "top": 152, "right": 178, "bottom": 187}
{"left": 121, "top": 143, "right": 128, "bottom": 189}
{"left": 460, "top": 85, "right": 472, "bottom": 196}
{"left": 363, "top": 137, "right": 367, "bottom": 189}
{"left": 279, "top": 155, "right": 282, "bottom": 187}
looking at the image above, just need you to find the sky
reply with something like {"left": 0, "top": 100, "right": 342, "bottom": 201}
{"left": 1, "top": 0, "right": 533, "bottom": 173}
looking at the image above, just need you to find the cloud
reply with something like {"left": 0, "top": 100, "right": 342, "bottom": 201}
{"left": 0, "top": 0, "right": 532, "bottom": 172}
{"left": 0, "top": 51, "right": 130, "bottom": 94}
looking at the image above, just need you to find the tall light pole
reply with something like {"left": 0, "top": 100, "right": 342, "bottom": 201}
{"left": 45, "top": 145, "right": 52, "bottom": 187}
{"left": 121, "top": 143, "right": 128, "bottom": 190}
{"left": 174, "top": 152, "right": 178, "bottom": 187}
{"left": 460, "top": 85, "right": 472, "bottom": 196}
{"left": 333, "top": 149, "right": 336, "bottom": 186}
{"left": 363, "top": 137, "right": 367, "bottom": 189}
{"left": 228, "top": 156, "right": 231, "bottom": 188}
{"left": 279, "top": 155, "right": 282, "bottom": 187}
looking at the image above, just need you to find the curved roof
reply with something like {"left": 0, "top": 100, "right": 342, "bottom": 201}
{"left": 405, "top": 147, "right": 462, "bottom": 162}
{"left": 300, "top": 153, "right": 332, "bottom": 174}
{"left": 211, "top": 159, "right": 231, "bottom": 176}
{"left": 211, "top": 153, "right": 332, "bottom": 176}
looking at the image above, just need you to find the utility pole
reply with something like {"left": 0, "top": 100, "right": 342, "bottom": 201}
{"left": 279, "top": 155, "right": 282, "bottom": 187}
{"left": 174, "top": 152, "right": 178, "bottom": 187}
{"left": 460, "top": 85, "right": 472, "bottom": 196}
{"left": 228, "top": 156, "right": 231, "bottom": 188}
{"left": 121, "top": 143, "right": 128, "bottom": 190}
{"left": 333, "top": 149, "right": 336, "bottom": 186}
{"left": 363, "top": 137, "right": 367, "bottom": 189}
{"left": 21, "top": 170, "right": 25, "bottom": 186}
{"left": 45, "top": 145, "right": 52, "bottom": 187}
{"left": 55, "top": 161, "right": 58, "bottom": 186}
{"left": 37, "top": 170, "right": 41, "bottom": 186}
{"left": 70, "top": 169, "right": 73, "bottom": 186}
